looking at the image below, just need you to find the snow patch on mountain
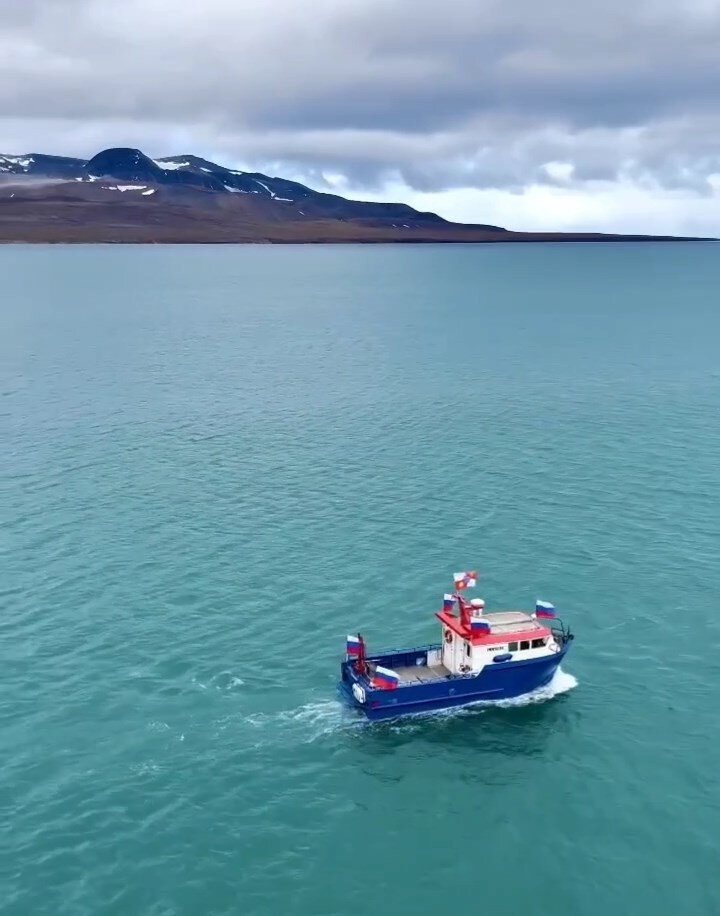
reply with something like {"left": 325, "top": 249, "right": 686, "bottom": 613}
{"left": 0, "top": 155, "right": 34, "bottom": 169}
{"left": 153, "top": 159, "right": 190, "bottom": 171}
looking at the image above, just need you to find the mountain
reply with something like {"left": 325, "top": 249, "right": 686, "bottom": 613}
{"left": 0, "top": 147, "right": 706, "bottom": 243}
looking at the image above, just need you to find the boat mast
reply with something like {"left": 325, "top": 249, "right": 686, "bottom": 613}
{"left": 456, "top": 593, "right": 471, "bottom": 629}
{"left": 356, "top": 633, "right": 367, "bottom": 676}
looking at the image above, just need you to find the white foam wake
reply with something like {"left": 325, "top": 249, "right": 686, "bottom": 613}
{"left": 242, "top": 699, "right": 362, "bottom": 744}
{"left": 488, "top": 666, "right": 578, "bottom": 708}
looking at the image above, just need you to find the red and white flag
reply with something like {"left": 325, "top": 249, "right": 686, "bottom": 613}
{"left": 453, "top": 570, "right": 478, "bottom": 590}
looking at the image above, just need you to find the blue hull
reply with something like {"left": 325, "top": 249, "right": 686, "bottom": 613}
{"left": 339, "top": 642, "right": 571, "bottom": 720}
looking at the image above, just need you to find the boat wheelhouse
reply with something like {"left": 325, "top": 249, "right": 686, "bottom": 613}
{"left": 339, "top": 574, "right": 573, "bottom": 720}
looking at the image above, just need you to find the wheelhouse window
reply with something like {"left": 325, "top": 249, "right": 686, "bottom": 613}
{"left": 466, "top": 642, "right": 472, "bottom": 657}
{"left": 520, "top": 640, "right": 530, "bottom": 651}
{"left": 508, "top": 641, "right": 518, "bottom": 652}
{"left": 531, "top": 638, "right": 546, "bottom": 649}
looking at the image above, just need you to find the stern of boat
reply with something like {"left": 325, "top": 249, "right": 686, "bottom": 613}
{"left": 338, "top": 658, "right": 366, "bottom": 710}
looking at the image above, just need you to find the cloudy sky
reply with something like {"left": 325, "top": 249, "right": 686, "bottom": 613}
{"left": 2, "top": 0, "right": 720, "bottom": 233}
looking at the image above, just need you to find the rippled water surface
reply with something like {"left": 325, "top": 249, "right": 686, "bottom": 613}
{"left": 2, "top": 243, "right": 720, "bottom": 915}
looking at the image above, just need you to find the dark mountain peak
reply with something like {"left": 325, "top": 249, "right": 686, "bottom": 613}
{"left": 86, "top": 148, "right": 163, "bottom": 181}
{"left": 84, "top": 148, "right": 230, "bottom": 191}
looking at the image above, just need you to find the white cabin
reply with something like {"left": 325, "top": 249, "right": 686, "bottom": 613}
{"left": 438, "top": 607, "right": 556, "bottom": 675}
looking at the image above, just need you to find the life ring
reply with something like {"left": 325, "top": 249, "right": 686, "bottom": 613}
{"left": 444, "top": 629, "right": 453, "bottom": 644}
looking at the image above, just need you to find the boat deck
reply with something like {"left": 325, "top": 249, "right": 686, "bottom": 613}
{"left": 393, "top": 664, "right": 451, "bottom": 684}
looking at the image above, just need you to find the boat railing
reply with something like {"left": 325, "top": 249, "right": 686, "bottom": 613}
{"left": 551, "top": 619, "right": 573, "bottom": 646}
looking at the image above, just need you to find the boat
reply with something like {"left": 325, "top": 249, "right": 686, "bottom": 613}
{"left": 338, "top": 571, "right": 574, "bottom": 720}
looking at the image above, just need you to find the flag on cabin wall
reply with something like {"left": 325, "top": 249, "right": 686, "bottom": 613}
{"left": 346, "top": 635, "right": 362, "bottom": 656}
{"left": 443, "top": 594, "right": 456, "bottom": 612}
{"left": 453, "top": 570, "right": 478, "bottom": 590}
{"left": 535, "top": 601, "right": 556, "bottom": 619}
{"left": 372, "top": 666, "right": 399, "bottom": 690}
{"left": 471, "top": 617, "right": 491, "bottom": 633}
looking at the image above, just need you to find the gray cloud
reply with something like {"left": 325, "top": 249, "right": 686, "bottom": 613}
{"left": 2, "top": 0, "right": 720, "bottom": 195}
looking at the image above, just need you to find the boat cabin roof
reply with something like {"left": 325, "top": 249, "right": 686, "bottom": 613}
{"left": 436, "top": 609, "right": 551, "bottom": 646}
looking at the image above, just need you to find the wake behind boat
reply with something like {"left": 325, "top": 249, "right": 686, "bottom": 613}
{"left": 339, "top": 571, "right": 574, "bottom": 720}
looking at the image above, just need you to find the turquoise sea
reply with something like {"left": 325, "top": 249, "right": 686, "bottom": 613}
{"left": 2, "top": 243, "right": 720, "bottom": 915}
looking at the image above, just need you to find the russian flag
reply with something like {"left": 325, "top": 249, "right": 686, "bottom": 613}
{"left": 453, "top": 570, "right": 478, "bottom": 590}
{"left": 535, "top": 601, "right": 556, "bottom": 619}
{"left": 346, "top": 634, "right": 361, "bottom": 656}
{"left": 372, "top": 666, "right": 399, "bottom": 690}
{"left": 443, "top": 593, "right": 456, "bottom": 612}
{"left": 471, "top": 617, "right": 491, "bottom": 633}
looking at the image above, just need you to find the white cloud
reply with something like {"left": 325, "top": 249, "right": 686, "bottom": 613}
{"left": 542, "top": 161, "right": 575, "bottom": 183}
{"left": 347, "top": 180, "right": 720, "bottom": 236}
